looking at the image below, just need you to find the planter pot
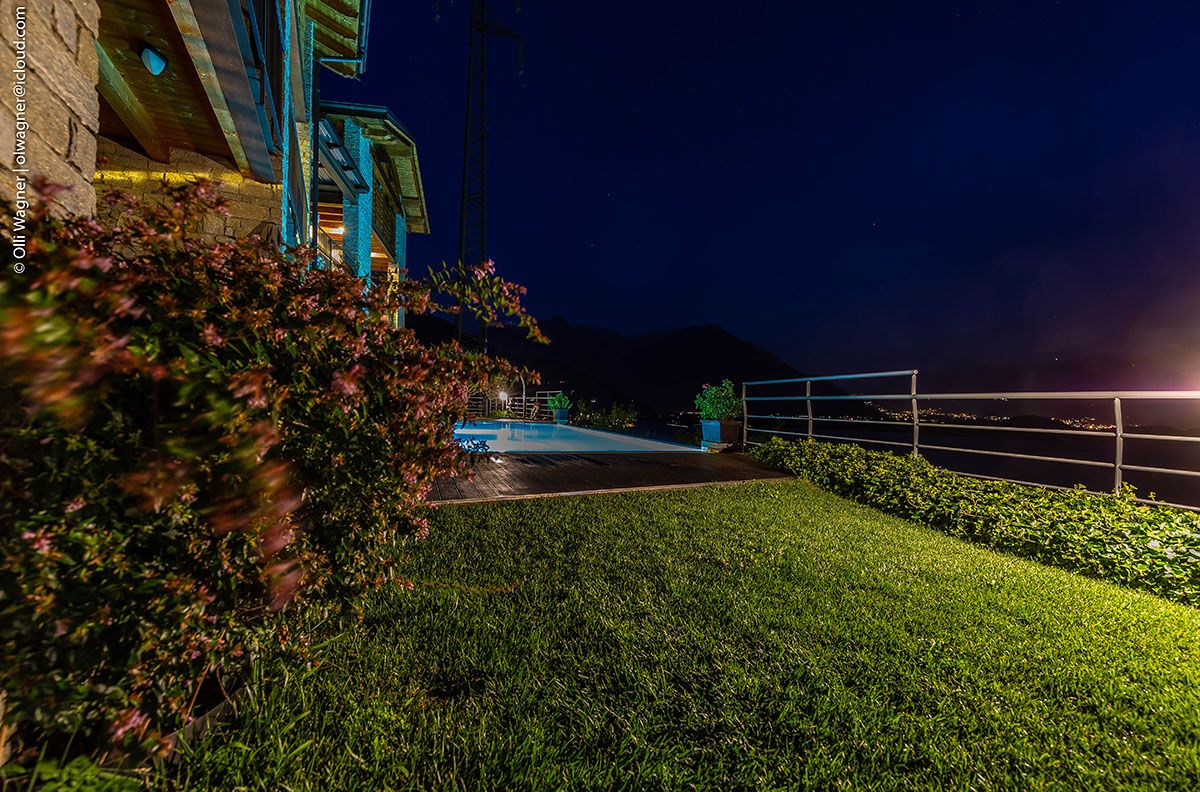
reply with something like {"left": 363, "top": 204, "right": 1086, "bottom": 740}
{"left": 701, "top": 419, "right": 742, "bottom": 445}
{"left": 553, "top": 408, "right": 569, "bottom": 425}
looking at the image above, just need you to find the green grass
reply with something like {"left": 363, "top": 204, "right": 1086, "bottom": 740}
{"left": 171, "top": 480, "right": 1200, "bottom": 790}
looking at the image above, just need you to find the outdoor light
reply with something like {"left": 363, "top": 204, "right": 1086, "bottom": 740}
{"left": 498, "top": 391, "right": 509, "bottom": 403}
{"left": 139, "top": 45, "right": 167, "bottom": 76}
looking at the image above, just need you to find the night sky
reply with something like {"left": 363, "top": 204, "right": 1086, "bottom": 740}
{"left": 327, "top": 1, "right": 1200, "bottom": 377}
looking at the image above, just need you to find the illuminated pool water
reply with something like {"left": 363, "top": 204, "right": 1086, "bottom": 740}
{"left": 454, "top": 420, "right": 700, "bottom": 453}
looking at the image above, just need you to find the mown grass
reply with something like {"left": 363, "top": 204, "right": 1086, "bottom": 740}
{"left": 171, "top": 480, "right": 1200, "bottom": 790}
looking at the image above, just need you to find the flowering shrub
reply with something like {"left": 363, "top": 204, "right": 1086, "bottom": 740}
{"left": 753, "top": 437, "right": 1200, "bottom": 606}
{"left": 694, "top": 380, "right": 741, "bottom": 421}
{"left": 0, "top": 181, "right": 541, "bottom": 759}
{"left": 575, "top": 403, "right": 638, "bottom": 431}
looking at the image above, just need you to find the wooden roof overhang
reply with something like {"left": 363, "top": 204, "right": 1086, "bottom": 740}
{"left": 307, "top": 0, "right": 371, "bottom": 78}
{"left": 320, "top": 101, "right": 430, "bottom": 236}
{"left": 96, "top": 0, "right": 288, "bottom": 182}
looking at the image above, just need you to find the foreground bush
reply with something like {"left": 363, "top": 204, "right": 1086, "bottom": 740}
{"left": 752, "top": 437, "right": 1200, "bottom": 606}
{"left": 0, "top": 182, "right": 541, "bottom": 760}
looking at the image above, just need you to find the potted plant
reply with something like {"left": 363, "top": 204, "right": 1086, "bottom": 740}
{"left": 695, "top": 379, "right": 742, "bottom": 447}
{"left": 547, "top": 392, "right": 572, "bottom": 424}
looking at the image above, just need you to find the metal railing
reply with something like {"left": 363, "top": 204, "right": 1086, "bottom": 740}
{"left": 466, "top": 389, "right": 564, "bottom": 421}
{"left": 743, "top": 370, "right": 1200, "bottom": 510}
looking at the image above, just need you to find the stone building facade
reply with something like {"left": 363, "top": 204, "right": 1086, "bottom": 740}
{"left": 1, "top": 1, "right": 425, "bottom": 286}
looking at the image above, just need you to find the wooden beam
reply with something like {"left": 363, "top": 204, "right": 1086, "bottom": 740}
{"left": 95, "top": 42, "right": 170, "bottom": 162}
{"left": 316, "top": 0, "right": 362, "bottom": 23}
{"left": 166, "top": 0, "right": 275, "bottom": 181}
{"left": 312, "top": 25, "right": 357, "bottom": 59}
{"left": 289, "top": 8, "right": 307, "bottom": 122}
{"left": 306, "top": 4, "right": 359, "bottom": 44}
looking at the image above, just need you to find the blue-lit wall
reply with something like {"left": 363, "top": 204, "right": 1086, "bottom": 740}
{"left": 340, "top": 120, "right": 374, "bottom": 279}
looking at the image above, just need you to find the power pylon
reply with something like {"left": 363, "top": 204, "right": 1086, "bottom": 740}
{"left": 438, "top": 0, "right": 523, "bottom": 348}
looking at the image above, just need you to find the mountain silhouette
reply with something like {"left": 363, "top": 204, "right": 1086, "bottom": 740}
{"left": 408, "top": 315, "right": 804, "bottom": 416}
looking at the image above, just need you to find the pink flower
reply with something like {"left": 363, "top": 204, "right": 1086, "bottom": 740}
{"left": 110, "top": 708, "right": 149, "bottom": 742}
{"left": 200, "top": 323, "right": 224, "bottom": 347}
{"left": 332, "top": 364, "right": 363, "bottom": 397}
{"left": 23, "top": 531, "right": 52, "bottom": 554}
{"left": 65, "top": 498, "right": 85, "bottom": 513}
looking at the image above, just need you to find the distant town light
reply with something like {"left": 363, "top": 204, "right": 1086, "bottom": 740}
{"left": 139, "top": 45, "right": 167, "bottom": 76}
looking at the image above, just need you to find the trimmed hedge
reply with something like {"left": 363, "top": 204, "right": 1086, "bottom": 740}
{"left": 752, "top": 437, "right": 1200, "bottom": 606}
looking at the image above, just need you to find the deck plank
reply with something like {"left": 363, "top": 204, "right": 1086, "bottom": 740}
{"left": 433, "top": 453, "right": 791, "bottom": 504}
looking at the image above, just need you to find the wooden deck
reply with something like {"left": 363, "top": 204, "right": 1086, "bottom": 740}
{"left": 430, "top": 452, "right": 792, "bottom": 504}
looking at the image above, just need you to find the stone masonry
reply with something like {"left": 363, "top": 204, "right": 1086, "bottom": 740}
{"left": 1, "top": 0, "right": 100, "bottom": 217}
{"left": 95, "top": 137, "right": 282, "bottom": 239}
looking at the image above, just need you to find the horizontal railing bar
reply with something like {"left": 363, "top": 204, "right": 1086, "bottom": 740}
{"left": 748, "top": 415, "right": 910, "bottom": 427}
{"left": 1122, "top": 432, "right": 1200, "bottom": 443}
{"left": 745, "top": 394, "right": 911, "bottom": 402}
{"left": 749, "top": 390, "right": 1200, "bottom": 403}
{"left": 745, "top": 426, "right": 911, "bottom": 449}
{"left": 811, "top": 433, "right": 911, "bottom": 449}
{"left": 920, "top": 443, "right": 1115, "bottom": 467}
{"left": 1132, "top": 496, "right": 1200, "bottom": 512}
{"left": 920, "top": 423, "right": 1114, "bottom": 438}
{"left": 746, "top": 427, "right": 807, "bottom": 437}
{"left": 950, "top": 470, "right": 1074, "bottom": 491}
{"left": 949, "top": 473, "right": 1200, "bottom": 511}
{"left": 917, "top": 391, "right": 1200, "bottom": 401}
{"left": 809, "top": 417, "right": 912, "bottom": 428}
{"left": 744, "top": 370, "right": 917, "bottom": 386}
{"left": 1119, "top": 463, "right": 1200, "bottom": 478}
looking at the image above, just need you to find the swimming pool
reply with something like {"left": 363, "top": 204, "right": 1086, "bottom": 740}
{"left": 454, "top": 421, "right": 700, "bottom": 453}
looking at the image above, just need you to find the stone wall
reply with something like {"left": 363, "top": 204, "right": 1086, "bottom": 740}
{"left": 95, "top": 137, "right": 282, "bottom": 239}
{"left": 1, "top": 0, "right": 100, "bottom": 217}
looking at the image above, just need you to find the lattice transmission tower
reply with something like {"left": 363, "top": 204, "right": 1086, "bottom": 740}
{"left": 437, "top": 0, "right": 524, "bottom": 347}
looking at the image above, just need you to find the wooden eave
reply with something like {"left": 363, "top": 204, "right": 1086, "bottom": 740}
{"left": 306, "top": 0, "right": 365, "bottom": 78}
{"left": 96, "top": 0, "right": 276, "bottom": 181}
{"left": 96, "top": 0, "right": 230, "bottom": 166}
{"left": 321, "top": 103, "right": 430, "bottom": 235}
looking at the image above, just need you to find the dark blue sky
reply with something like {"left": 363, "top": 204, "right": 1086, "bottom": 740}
{"left": 328, "top": 1, "right": 1200, "bottom": 375}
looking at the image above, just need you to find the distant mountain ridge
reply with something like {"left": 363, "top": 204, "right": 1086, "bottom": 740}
{"left": 408, "top": 315, "right": 804, "bottom": 416}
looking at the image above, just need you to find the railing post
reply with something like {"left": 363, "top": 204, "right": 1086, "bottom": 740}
{"left": 911, "top": 370, "right": 920, "bottom": 455}
{"left": 1113, "top": 397, "right": 1123, "bottom": 492}
{"left": 805, "top": 380, "right": 813, "bottom": 439}
{"left": 741, "top": 381, "right": 748, "bottom": 448}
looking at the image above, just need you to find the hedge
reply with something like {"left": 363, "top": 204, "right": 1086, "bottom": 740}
{"left": 752, "top": 437, "right": 1200, "bottom": 606}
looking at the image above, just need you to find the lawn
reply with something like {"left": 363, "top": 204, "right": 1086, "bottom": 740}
{"left": 172, "top": 480, "right": 1200, "bottom": 790}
